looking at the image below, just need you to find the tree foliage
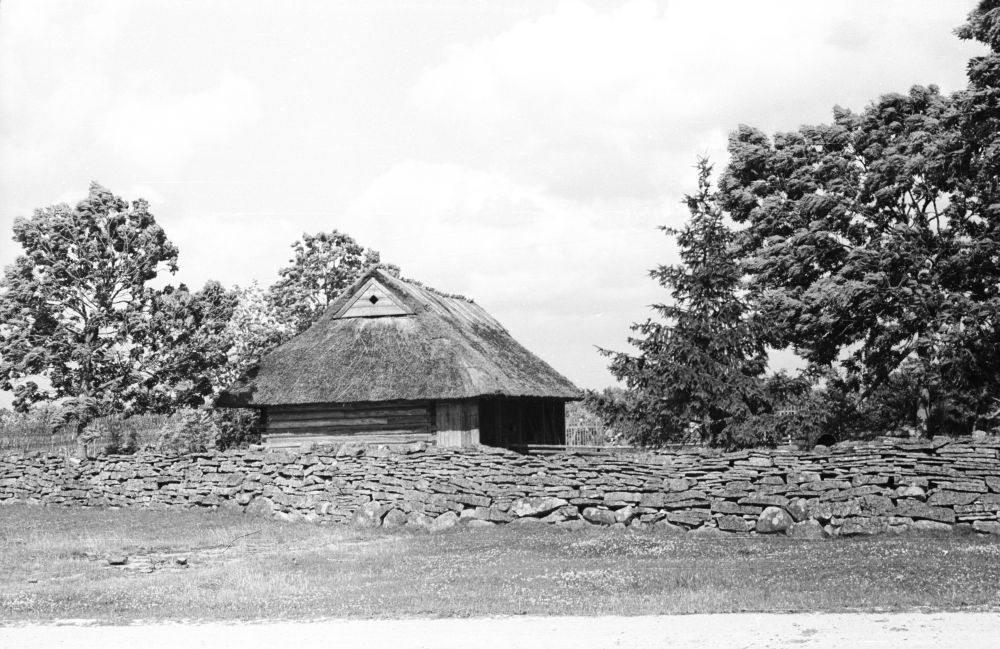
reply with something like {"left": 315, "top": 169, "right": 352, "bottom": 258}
{"left": 214, "top": 281, "right": 290, "bottom": 392}
{"left": 714, "top": 2, "right": 1000, "bottom": 435}
{"left": 0, "top": 184, "right": 234, "bottom": 447}
{"left": 0, "top": 184, "right": 178, "bottom": 426}
{"left": 268, "top": 230, "right": 396, "bottom": 334}
{"left": 599, "top": 160, "right": 769, "bottom": 447}
{"left": 130, "top": 280, "right": 237, "bottom": 413}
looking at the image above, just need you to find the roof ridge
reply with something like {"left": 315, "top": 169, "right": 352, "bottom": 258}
{"left": 396, "top": 275, "right": 474, "bottom": 304}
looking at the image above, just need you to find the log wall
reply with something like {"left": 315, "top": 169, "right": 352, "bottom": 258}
{"left": 265, "top": 402, "right": 433, "bottom": 448}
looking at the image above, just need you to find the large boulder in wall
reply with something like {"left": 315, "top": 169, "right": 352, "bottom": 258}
{"left": 756, "top": 506, "right": 794, "bottom": 534}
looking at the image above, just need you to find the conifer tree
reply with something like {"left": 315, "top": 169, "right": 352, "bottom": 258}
{"left": 600, "top": 159, "right": 768, "bottom": 446}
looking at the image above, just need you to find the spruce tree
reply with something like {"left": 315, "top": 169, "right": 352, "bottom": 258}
{"left": 601, "top": 159, "right": 768, "bottom": 446}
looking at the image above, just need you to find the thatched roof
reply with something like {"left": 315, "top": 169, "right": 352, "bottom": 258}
{"left": 218, "top": 268, "right": 581, "bottom": 407}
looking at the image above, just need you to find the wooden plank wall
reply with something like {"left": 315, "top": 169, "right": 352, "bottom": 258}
{"left": 265, "top": 402, "right": 433, "bottom": 447}
{"left": 435, "top": 400, "right": 480, "bottom": 447}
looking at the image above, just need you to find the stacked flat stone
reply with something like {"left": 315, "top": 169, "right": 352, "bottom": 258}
{"left": 2, "top": 436, "right": 999, "bottom": 537}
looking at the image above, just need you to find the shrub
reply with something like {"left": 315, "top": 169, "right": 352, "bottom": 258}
{"left": 99, "top": 413, "right": 170, "bottom": 454}
{"left": 151, "top": 409, "right": 219, "bottom": 454}
{"left": 212, "top": 407, "right": 261, "bottom": 449}
{"left": 145, "top": 407, "right": 261, "bottom": 454}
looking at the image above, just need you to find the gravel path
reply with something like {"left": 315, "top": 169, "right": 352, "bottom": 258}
{"left": 1, "top": 612, "right": 997, "bottom": 648}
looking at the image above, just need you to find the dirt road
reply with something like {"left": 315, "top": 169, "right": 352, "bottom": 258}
{"left": 2, "top": 612, "right": 997, "bottom": 648}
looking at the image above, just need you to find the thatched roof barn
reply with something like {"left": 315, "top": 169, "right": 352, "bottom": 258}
{"left": 219, "top": 267, "right": 581, "bottom": 448}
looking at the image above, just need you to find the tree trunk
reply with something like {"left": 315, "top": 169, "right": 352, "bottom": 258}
{"left": 78, "top": 349, "right": 94, "bottom": 459}
{"left": 915, "top": 386, "right": 931, "bottom": 438}
{"left": 74, "top": 421, "right": 89, "bottom": 459}
{"left": 913, "top": 341, "right": 933, "bottom": 439}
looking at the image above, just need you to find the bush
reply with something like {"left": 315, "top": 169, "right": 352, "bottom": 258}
{"left": 586, "top": 373, "right": 873, "bottom": 450}
{"left": 1, "top": 405, "right": 258, "bottom": 456}
{"left": 728, "top": 372, "right": 877, "bottom": 448}
{"left": 146, "top": 407, "right": 260, "bottom": 453}
{"left": 99, "top": 413, "right": 170, "bottom": 454}
{"left": 151, "top": 409, "right": 219, "bottom": 454}
{"left": 582, "top": 388, "right": 661, "bottom": 446}
{"left": 212, "top": 407, "right": 261, "bottom": 449}
{"left": 858, "top": 364, "right": 1000, "bottom": 438}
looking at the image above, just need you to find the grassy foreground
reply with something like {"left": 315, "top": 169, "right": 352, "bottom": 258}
{"left": 1, "top": 504, "right": 999, "bottom": 622}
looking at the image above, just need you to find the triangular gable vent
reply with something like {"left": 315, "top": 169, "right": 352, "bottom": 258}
{"left": 336, "top": 278, "right": 413, "bottom": 318}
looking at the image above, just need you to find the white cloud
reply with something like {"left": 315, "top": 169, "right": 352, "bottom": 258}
{"left": 411, "top": 0, "right": 982, "bottom": 202}
{"left": 0, "top": 2, "right": 264, "bottom": 230}
{"left": 0, "top": 2, "right": 127, "bottom": 177}
{"left": 0, "top": 1, "right": 266, "bottom": 297}
{"left": 165, "top": 208, "right": 304, "bottom": 291}
{"left": 98, "top": 74, "right": 262, "bottom": 173}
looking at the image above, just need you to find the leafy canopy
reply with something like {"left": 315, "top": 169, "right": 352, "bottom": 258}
{"left": 214, "top": 281, "right": 290, "bottom": 392}
{"left": 0, "top": 183, "right": 234, "bottom": 439}
{"left": 717, "top": 0, "right": 1000, "bottom": 434}
{"left": 268, "top": 230, "right": 396, "bottom": 334}
{"left": 132, "top": 280, "right": 237, "bottom": 413}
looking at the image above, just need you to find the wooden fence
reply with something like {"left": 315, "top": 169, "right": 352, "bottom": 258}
{"left": 0, "top": 413, "right": 169, "bottom": 456}
{"left": 565, "top": 425, "right": 606, "bottom": 447}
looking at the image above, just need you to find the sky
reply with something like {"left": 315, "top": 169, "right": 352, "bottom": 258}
{"left": 0, "top": 0, "right": 988, "bottom": 403}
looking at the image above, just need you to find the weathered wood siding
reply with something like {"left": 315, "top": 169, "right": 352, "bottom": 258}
{"left": 263, "top": 398, "right": 566, "bottom": 449}
{"left": 479, "top": 398, "right": 566, "bottom": 447}
{"left": 264, "top": 402, "right": 433, "bottom": 448}
{"left": 434, "top": 400, "right": 480, "bottom": 447}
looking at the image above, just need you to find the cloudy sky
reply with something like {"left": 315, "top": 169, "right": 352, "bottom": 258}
{"left": 0, "top": 0, "right": 987, "bottom": 398}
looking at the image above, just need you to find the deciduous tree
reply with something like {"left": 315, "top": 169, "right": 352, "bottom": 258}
{"left": 129, "top": 280, "right": 238, "bottom": 413}
{"left": 268, "top": 231, "right": 396, "bottom": 334}
{"left": 0, "top": 184, "right": 228, "bottom": 452}
{"left": 718, "top": 1, "right": 1000, "bottom": 435}
{"left": 214, "top": 281, "right": 290, "bottom": 392}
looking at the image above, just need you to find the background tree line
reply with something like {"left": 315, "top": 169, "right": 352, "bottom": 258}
{"left": 591, "top": 1, "right": 1000, "bottom": 448}
{"left": 0, "top": 183, "right": 393, "bottom": 454}
{"left": 6, "top": 2, "right": 1000, "bottom": 454}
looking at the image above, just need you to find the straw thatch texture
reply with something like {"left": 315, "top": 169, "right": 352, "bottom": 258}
{"left": 218, "top": 268, "right": 581, "bottom": 407}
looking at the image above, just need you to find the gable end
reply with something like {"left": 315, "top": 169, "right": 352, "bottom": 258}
{"left": 335, "top": 278, "right": 414, "bottom": 318}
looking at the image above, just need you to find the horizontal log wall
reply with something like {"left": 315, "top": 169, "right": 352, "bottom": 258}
{"left": 3, "top": 436, "right": 1000, "bottom": 537}
{"left": 265, "top": 402, "right": 433, "bottom": 446}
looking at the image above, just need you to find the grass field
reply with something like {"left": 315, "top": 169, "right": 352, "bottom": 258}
{"left": 2, "top": 504, "right": 1000, "bottom": 622}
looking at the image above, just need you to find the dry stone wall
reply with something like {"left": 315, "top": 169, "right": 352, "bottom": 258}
{"left": 2, "top": 436, "right": 1000, "bottom": 537}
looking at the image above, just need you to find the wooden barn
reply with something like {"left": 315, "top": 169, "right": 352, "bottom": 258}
{"left": 217, "top": 267, "right": 582, "bottom": 449}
